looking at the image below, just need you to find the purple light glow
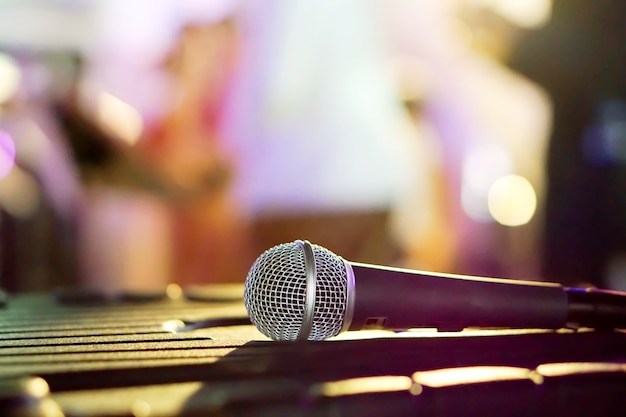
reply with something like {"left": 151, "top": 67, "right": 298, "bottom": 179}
{"left": 0, "top": 130, "right": 16, "bottom": 179}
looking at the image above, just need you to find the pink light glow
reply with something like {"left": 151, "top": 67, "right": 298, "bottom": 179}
{"left": 0, "top": 130, "right": 16, "bottom": 179}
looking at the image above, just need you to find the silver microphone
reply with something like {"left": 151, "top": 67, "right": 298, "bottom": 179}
{"left": 244, "top": 240, "right": 354, "bottom": 341}
{"left": 244, "top": 240, "right": 626, "bottom": 341}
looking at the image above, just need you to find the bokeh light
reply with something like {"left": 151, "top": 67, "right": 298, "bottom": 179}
{"left": 317, "top": 376, "right": 414, "bottom": 397}
{"left": 96, "top": 91, "right": 143, "bottom": 145}
{"left": 488, "top": 174, "right": 537, "bottom": 226}
{"left": 0, "top": 130, "right": 16, "bottom": 179}
{"left": 468, "top": 0, "right": 552, "bottom": 29}
{"left": 0, "top": 165, "right": 41, "bottom": 218}
{"left": 412, "top": 365, "right": 542, "bottom": 388}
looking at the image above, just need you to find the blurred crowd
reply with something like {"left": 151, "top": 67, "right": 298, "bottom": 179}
{"left": 0, "top": 0, "right": 625, "bottom": 294}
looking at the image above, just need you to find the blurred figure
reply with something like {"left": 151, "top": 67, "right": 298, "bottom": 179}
{"left": 0, "top": 51, "right": 83, "bottom": 291}
{"left": 220, "top": 0, "right": 420, "bottom": 265}
{"left": 138, "top": 15, "right": 249, "bottom": 285}
{"left": 66, "top": 0, "right": 248, "bottom": 291}
{"left": 384, "top": 0, "right": 552, "bottom": 279}
{"left": 387, "top": 57, "right": 457, "bottom": 273}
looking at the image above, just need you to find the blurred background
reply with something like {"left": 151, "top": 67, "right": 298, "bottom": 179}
{"left": 0, "top": 0, "right": 625, "bottom": 294}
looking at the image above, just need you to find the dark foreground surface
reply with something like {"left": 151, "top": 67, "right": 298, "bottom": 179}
{"left": 1, "top": 285, "right": 625, "bottom": 416}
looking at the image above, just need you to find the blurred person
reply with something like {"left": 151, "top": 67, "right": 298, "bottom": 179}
{"left": 0, "top": 51, "right": 83, "bottom": 291}
{"left": 70, "top": 0, "right": 248, "bottom": 292}
{"left": 383, "top": 0, "right": 552, "bottom": 279}
{"left": 50, "top": 52, "right": 176, "bottom": 294}
{"left": 220, "top": 0, "right": 421, "bottom": 265}
{"left": 387, "top": 58, "right": 457, "bottom": 273}
{"left": 137, "top": 14, "right": 249, "bottom": 285}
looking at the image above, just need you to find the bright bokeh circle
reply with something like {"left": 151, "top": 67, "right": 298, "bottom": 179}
{"left": 488, "top": 175, "right": 537, "bottom": 227}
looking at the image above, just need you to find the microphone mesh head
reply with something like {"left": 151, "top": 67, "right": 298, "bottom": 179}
{"left": 244, "top": 241, "right": 349, "bottom": 341}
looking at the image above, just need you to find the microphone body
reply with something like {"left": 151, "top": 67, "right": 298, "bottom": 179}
{"left": 346, "top": 262, "right": 568, "bottom": 332}
{"left": 243, "top": 241, "right": 626, "bottom": 341}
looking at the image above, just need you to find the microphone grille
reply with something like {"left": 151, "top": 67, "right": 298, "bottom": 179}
{"left": 244, "top": 241, "right": 349, "bottom": 341}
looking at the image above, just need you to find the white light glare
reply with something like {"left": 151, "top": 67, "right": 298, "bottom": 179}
{"left": 0, "top": 52, "right": 20, "bottom": 104}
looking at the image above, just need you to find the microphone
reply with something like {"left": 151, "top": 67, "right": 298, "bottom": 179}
{"left": 243, "top": 240, "right": 626, "bottom": 341}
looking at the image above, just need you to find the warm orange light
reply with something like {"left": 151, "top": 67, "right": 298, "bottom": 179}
{"left": 166, "top": 283, "right": 183, "bottom": 300}
{"left": 0, "top": 165, "right": 41, "bottom": 218}
{"left": 537, "top": 362, "right": 626, "bottom": 377}
{"left": 315, "top": 376, "right": 415, "bottom": 397}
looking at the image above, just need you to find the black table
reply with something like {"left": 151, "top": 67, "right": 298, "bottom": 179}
{"left": 1, "top": 285, "right": 625, "bottom": 416}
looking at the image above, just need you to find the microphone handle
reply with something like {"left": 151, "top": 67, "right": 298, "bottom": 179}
{"left": 344, "top": 262, "right": 626, "bottom": 332}
{"left": 566, "top": 288, "right": 626, "bottom": 329}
